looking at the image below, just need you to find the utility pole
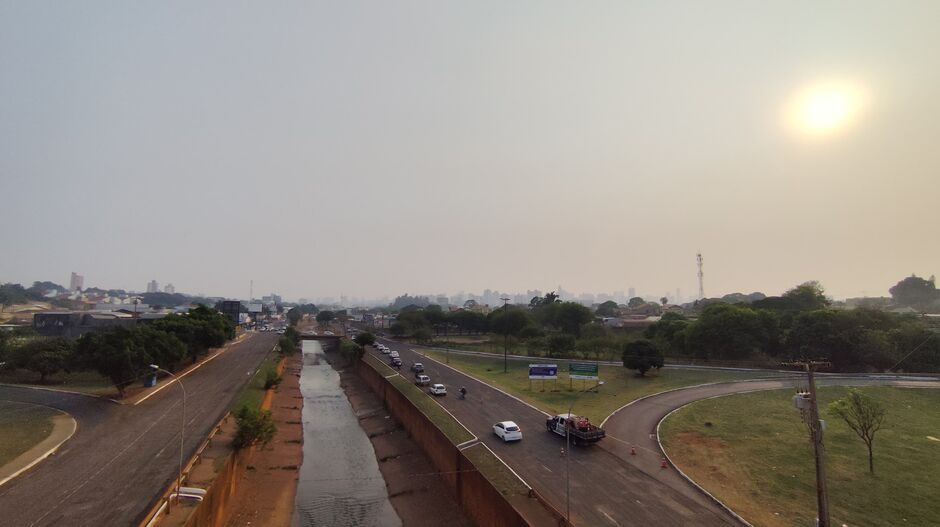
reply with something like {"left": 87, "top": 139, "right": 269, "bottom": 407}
{"left": 501, "top": 297, "right": 511, "bottom": 373}
{"left": 785, "top": 359, "right": 832, "bottom": 527}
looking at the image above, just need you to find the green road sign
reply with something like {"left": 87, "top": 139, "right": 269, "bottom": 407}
{"left": 569, "top": 362, "right": 599, "bottom": 380}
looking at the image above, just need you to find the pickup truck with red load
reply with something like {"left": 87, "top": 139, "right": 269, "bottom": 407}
{"left": 545, "top": 413, "right": 605, "bottom": 445}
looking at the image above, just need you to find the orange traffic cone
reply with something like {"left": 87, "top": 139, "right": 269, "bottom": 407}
{"left": 630, "top": 446, "right": 636, "bottom": 456}
{"left": 660, "top": 457, "right": 668, "bottom": 469}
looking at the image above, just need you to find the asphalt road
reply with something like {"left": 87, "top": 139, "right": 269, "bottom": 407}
{"left": 371, "top": 338, "right": 741, "bottom": 527}
{"left": 0, "top": 332, "right": 278, "bottom": 527}
{"left": 601, "top": 375, "right": 940, "bottom": 513}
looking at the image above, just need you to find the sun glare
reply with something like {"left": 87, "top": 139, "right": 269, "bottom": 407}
{"left": 786, "top": 81, "right": 868, "bottom": 137}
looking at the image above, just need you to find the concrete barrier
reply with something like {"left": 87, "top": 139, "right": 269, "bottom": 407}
{"left": 356, "top": 358, "right": 563, "bottom": 526}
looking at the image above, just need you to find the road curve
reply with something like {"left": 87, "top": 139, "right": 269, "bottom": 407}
{"left": 0, "top": 332, "right": 278, "bottom": 527}
{"left": 600, "top": 376, "right": 940, "bottom": 524}
{"left": 371, "top": 338, "right": 741, "bottom": 527}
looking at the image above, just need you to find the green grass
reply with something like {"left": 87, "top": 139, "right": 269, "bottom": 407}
{"left": 232, "top": 353, "right": 281, "bottom": 412}
{"left": 386, "top": 374, "right": 474, "bottom": 445}
{"left": 660, "top": 387, "right": 940, "bottom": 527}
{"left": 0, "top": 401, "right": 58, "bottom": 467}
{"left": 425, "top": 350, "right": 783, "bottom": 423}
{"left": 0, "top": 368, "right": 115, "bottom": 396}
{"left": 461, "top": 442, "right": 531, "bottom": 497}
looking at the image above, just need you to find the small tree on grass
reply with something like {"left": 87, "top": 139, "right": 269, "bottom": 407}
{"left": 828, "top": 389, "right": 886, "bottom": 474}
{"left": 263, "top": 368, "right": 282, "bottom": 389}
{"left": 15, "top": 337, "right": 74, "bottom": 383}
{"left": 622, "top": 340, "right": 664, "bottom": 376}
{"left": 232, "top": 406, "right": 277, "bottom": 450}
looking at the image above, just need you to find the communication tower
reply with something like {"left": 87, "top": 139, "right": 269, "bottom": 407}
{"left": 697, "top": 253, "right": 704, "bottom": 300}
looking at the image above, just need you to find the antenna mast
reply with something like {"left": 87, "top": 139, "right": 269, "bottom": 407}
{"left": 696, "top": 253, "right": 704, "bottom": 299}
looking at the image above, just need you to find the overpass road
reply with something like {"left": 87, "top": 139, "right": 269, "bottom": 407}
{"left": 0, "top": 332, "right": 278, "bottom": 527}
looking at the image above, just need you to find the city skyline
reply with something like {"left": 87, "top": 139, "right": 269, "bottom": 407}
{"left": 2, "top": 2, "right": 938, "bottom": 304}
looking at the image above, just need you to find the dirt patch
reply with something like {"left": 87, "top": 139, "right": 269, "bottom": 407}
{"left": 334, "top": 362, "right": 472, "bottom": 527}
{"left": 672, "top": 430, "right": 727, "bottom": 451}
{"left": 224, "top": 354, "right": 304, "bottom": 527}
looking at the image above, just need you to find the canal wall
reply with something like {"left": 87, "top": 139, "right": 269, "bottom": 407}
{"left": 355, "top": 355, "right": 564, "bottom": 527}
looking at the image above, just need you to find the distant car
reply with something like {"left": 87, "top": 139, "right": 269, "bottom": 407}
{"left": 429, "top": 384, "right": 447, "bottom": 396}
{"left": 414, "top": 374, "right": 431, "bottom": 386}
{"left": 391, "top": 358, "right": 403, "bottom": 367}
{"left": 389, "top": 351, "right": 400, "bottom": 359}
{"left": 381, "top": 347, "right": 391, "bottom": 354}
{"left": 493, "top": 421, "right": 522, "bottom": 442}
{"left": 324, "top": 331, "right": 334, "bottom": 336}
{"left": 411, "top": 362, "right": 424, "bottom": 373}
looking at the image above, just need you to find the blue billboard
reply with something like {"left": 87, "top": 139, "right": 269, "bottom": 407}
{"left": 528, "top": 364, "right": 558, "bottom": 380}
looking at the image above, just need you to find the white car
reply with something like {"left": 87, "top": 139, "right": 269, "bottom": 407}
{"left": 380, "top": 347, "right": 391, "bottom": 354}
{"left": 493, "top": 421, "right": 522, "bottom": 442}
{"left": 429, "top": 384, "right": 447, "bottom": 396}
{"left": 389, "top": 351, "right": 399, "bottom": 359}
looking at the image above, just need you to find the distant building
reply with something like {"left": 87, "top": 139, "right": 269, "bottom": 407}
{"left": 262, "top": 293, "right": 282, "bottom": 304}
{"left": 147, "top": 280, "right": 160, "bottom": 293}
{"left": 164, "top": 283, "right": 176, "bottom": 294}
{"left": 628, "top": 287, "right": 636, "bottom": 299}
{"left": 33, "top": 311, "right": 138, "bottom": 338}
{"left": 220, "top": 300, "right": 242, "bottom": 325}
{"left": 69, "top": 272, "right": 84, "bottom": 292}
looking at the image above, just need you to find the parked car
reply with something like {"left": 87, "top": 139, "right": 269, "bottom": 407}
{"left": 414, "top": 374, "right": 431, "bottom": 386}
{"left": 429, "top": 383, "right": 447, "bottom": 396}
{"left": 411, "top": 362, "right": 425, "bottom": 373}
{"left": 493, "top": 421, "right": 523, "bottom": 442}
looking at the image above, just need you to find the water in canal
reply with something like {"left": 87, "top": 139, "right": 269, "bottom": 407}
{"left": 293, "top": 339, "right": 401, "bottom": 527}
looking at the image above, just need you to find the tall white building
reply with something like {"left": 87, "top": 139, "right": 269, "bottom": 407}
{"left": 164, "top": 283, "right": 175, "bottom": 294}
{"left": 147, "top": 280, "right": 159, "bottom": 293}
{"left": 69, "top": 272, "right": 84, "bottom": 292}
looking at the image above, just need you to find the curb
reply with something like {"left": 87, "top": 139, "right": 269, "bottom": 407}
{"left": 0, "top": 382, "right": 123, "bottom": 405}
{"left": 0, "top": 407, "right": 78, "bottom": 487}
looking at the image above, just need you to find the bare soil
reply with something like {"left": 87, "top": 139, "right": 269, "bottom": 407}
{"left": 225, "top": 354, "right": 304, "bottom": 527}
{"left": 334, "top": 361, "right": 472, "bottom": 527}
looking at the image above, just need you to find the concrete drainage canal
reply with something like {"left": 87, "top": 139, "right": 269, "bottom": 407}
{"left": 292, "top": 339, "right": 401, "bottom": 527}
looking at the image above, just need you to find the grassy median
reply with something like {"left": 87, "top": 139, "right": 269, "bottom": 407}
{"left": 424, "top": 350, "right": 782, "bottom": 422}
{"left": 0, "top": 401, "right": 58, "bottom": 467}
{"left": 660, "top": 386, "right": 940, "bottom": 527}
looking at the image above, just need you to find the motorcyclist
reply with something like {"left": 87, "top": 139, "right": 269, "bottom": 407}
{"left": 458, "top": 386, "right": 467, "bottom": 399}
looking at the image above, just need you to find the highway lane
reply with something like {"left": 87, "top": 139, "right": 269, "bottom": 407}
{"left": 370, "top": 338, "right": 740, "bottom": 527}
{"left": 601, "top": 375, "right": 940, "bottom": 517}
{"left": 0, "top": 332, "right": 278, "bottom": 527}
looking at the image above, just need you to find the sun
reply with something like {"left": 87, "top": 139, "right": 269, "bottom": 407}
{"left": 786, "top": 81, "right": 868, "bottom": 137}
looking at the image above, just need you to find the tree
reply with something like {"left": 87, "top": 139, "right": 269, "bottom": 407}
{"left": 628, "top": 297, "right": 645, "bottom": 308}
{"left": 129, "top": 325, "right": 187, "bottom": 370}
{"left": 278, "top": 336, "right": 297, "bottom": 355}
{"left": 684, "top": 303, "right": 769, "bottom": 361}
{"left": 889, "top": 274, "right": 939, "bottom": 308}
{"left": 0, "top": 283, "right": 29, "bottom": 311}
{"left": 390, "top": 322, "right": 407, "bottom": 337}
{"left": 782, "top": 281, "right": 830, "bottom": 311}
{"left": 412, "top": 327, "right": 432, "bottom": 345}
{"left": 73, "top": 328, "right": 150, "bottom": 397}
{"left": 660, "top": 297, "right": 669, "bottom": 306}
{"left": 595, "top": 300, "right": 619, "bottom": 317}
{"left": 645, "top": 312, "right": 691, "bottom": 355}
{"left": 15, "top": 337, "right": 74, "bottom": 383}
{"left": 316, "top": 310, "right": 336, "bottom": 325}
{"left": 232, "top": 406, "right": 277, "bottom": 450}
{"left": 286, "top": 307, "right": 302, "bottom": 326}
{"left": 546, "top": 334, "right": 576, "bottom": 358}
{"left": 622, "top": 340, "right": 664, "bottom": 376}
{"left": 828, "top": 389, "right": 886, "bottom": 474}
{"left": 354, "top": 332, "right": 376, "bottom": 349}
{"left": 490, "top": 308, "right": 531, "bottom": 369}
{"left": 554, "top": 302, "right": 593, "bottom": 337}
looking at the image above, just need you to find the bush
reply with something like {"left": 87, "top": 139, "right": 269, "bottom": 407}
{"left": 622, "top": 339, "right": 664, "bottom": 376}
{"left": 232, "top": 406, "right": 277, "bottom": 450}
{"left": 263, "top": 368, "right": 282, "bottom": 389}
{"left": 278, "top": 336, "right": 297, "bottom": 355}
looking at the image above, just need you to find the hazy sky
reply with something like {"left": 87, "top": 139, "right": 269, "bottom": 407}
{"left": 2, "top": 1, "right": 938, "bottom": 301}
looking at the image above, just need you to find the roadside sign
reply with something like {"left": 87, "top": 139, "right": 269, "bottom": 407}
{"left": 569, "top": 362, "right": 599, "bottom": 380}
{"left": 528, "top": 364, "right": 558, "bottom": 380}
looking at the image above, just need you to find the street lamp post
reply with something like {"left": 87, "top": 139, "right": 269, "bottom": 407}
{"left": 150, "top": 364, "right": 186, "bottom": 510}
{"left": 566, "top": 380, "right": 604, "bottom": 526}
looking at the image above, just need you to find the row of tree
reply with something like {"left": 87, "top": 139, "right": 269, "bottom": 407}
{"left": 0, "top": 306, "right": 235, "bottom": 396}
{"left": 645, "top": 283, "right": 940, "bottom": 372}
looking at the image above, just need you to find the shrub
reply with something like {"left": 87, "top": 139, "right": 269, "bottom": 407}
{"left": 232, "top": 406, "right": 277, "bottom": 450}
{"left": 263, "top": 368, "right": 282, "bottom": 389}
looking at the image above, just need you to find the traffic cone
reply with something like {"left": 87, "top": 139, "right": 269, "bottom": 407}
{"left": 661, "top": 457, "right": 668, "bottom": 469}
{"left": 630, "top": 446, "right": 636, "bottom": 456}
